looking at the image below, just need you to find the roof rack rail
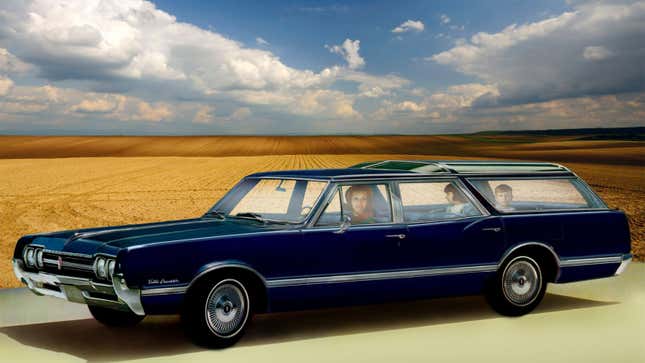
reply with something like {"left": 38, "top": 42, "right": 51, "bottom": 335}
{"left": 350, "top": 160, "right": 570, "bottom": 174}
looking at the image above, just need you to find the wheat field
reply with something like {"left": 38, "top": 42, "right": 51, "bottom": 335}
{"left": 0, "top": 135, "right": 643, "bottom": 288}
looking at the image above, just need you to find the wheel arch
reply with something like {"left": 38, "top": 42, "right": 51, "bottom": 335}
{"left": 498, "top": 242, "right": 561, "bottom": 282}
{"left": 187, "top": 261, "right": 269, "bottom": 313}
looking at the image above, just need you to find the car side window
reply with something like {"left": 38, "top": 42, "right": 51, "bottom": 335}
{"left": 315, "top": 183, "right": 393, "bottom": 226}
{"left": 468, "top": 178, "right": 605, "bottom": 212}
{"left": 399, "top": 181, "right": 482, "bottom": 222}
{"left": 315, "top": 189, "right": 342, "bottom": 226}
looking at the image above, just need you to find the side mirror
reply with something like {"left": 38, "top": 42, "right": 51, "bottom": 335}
{"left": 334, "top": 215, "right": 351, "bottom": 234}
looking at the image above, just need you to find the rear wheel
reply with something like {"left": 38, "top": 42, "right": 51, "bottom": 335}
{"left": 88, "top": 305, "right": 145, "bottom": 327}
{"left": 487, "top": 255, "right": 546, "bottom": 316}
{"left": 182, "top": 276, "right": 252, "bottom": 348}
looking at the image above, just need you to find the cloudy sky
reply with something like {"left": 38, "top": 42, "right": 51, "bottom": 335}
{"left": 0, "top": 0, "right": 643, "bottom": 135}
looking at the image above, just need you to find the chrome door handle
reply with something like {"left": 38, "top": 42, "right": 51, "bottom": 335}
{"left": 482, "top": 227, "right": 502, "bottom": 232}
{"left": 386, "top": 234, "right": 406, "bottom": 239}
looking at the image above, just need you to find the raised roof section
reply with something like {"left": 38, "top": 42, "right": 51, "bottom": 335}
{"left": 351, "top": 160, "right": 570, "bottom": 174}
{"left": 249, "top": 168, "right": 417, "bottom": 179}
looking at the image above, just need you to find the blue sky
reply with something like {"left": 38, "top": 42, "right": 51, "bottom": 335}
{"left": 0, "top": 0, "right": 643, "bottom": 135}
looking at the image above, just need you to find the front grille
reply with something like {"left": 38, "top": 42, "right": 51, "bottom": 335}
{"left": 41, "top": 251, "right": 95, "bottom": 279}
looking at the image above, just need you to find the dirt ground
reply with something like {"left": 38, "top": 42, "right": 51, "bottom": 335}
{"left": 2, "top": 263, "right": 644, "bottom": 362}
{"left": 0, "top": 136, "right": 643, "bottom": 288}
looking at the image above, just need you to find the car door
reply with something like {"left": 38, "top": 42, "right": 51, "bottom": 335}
{"left": 395, "top": 179, "right": 504, "bottom": 270}
{"left": 293, "top": 182, "right": 408, "bottom": 307}
{"left": 302, "top": 182, "right": 407, "bottom": 274}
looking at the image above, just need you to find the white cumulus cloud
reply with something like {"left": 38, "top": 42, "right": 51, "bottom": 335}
{"left": 0, "top": 0, "right": 337, "bottom": 95}
{"left": 392, "top": 20, "right": 425, "bottom": 33}
{"left": 326, "top": 39, "right": 365, "bottom": 70}
{"left": 429, "top": 1, "right": 645, "bottom": 105}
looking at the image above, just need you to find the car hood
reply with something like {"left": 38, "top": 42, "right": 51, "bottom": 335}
{"left": 25, "top": 218, "right": 289, "bottom": 256}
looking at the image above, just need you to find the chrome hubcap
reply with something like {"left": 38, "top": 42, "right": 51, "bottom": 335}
{"left": 205, "top": 281, "right": 248, "bottom": 337}
{"left": 502, "top": 259, "right": 540, "bottom": 306}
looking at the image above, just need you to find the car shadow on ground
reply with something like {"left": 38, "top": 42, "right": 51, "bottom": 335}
{"left": 0, "top": 293, "right": 616, "bottom": 362}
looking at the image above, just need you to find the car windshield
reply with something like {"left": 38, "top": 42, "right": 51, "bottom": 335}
{"left": 205, "top": 178, "right": 328, "bottom": 223}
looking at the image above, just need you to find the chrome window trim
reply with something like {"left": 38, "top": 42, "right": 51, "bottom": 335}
{"left": 465, "top": 175, "right": 610, "bottom": 213}
{"left": 307, "top": 180, "right": 397, "bottom": 228}
{"left": 306, "top": 223, "right": 408, "bottom": 232}
{"left": 395, "top": 178, "right": 490, "bottom": 223}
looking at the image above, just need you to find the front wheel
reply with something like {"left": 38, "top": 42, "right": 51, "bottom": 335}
{"left": 182, "top": 276, "right": 253, "bottom": 348}
{"left": 487, "top": 255, "right": 546, "bottom": 316}
{"left": 88, "top": 305, "right": 145, "bottom": 327}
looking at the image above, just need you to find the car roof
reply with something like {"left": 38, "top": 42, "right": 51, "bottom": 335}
{"left": 249, "top": 168, "right": 418, "bottom": 180}
{"left": 248, "top": 160, "right": 574, "bottom": 180}
{"left": 353, "top": 160, "right": 571, "bottom": 174}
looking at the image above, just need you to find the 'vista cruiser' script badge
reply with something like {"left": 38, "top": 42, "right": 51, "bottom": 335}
{"left": 148, "top": 278, "right": 180, "bottom": 285}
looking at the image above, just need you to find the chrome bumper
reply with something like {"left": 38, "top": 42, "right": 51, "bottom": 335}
{"left": 614, "top": 254, "right": 632, "bottom": 276}
{"left": 12, "top": 259, "right": 145, "bottom": 316}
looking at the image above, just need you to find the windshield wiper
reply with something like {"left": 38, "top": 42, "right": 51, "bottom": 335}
{"left": 203, "top": 210, "right": 226, "bottom": 219}
{"left": 234, "top": 212, "right": 266, "bottom": 223}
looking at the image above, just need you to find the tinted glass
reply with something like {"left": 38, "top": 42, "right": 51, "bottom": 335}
{"left": 316, "top": 183, "right": 393, "bottom": 226}
{"left": 215, "top": 178, "right": 327, "bottom": 223}
{"left": 468, "top": 178, "right": 605, "bottom": 212}
{"left": 399, "top": 181, "right": 482, "bottom": 222}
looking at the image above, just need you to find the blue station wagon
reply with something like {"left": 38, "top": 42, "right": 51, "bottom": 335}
{"left": 13, "top": 160, "right": 632, "bottom": 348}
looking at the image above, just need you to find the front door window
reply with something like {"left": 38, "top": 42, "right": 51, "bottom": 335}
{"left": 316, "top": 183, "right": 393, "bottom": 226}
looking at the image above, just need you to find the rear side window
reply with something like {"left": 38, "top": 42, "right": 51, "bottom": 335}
{"left": 468, "top": 178, "right": 606, "bottom": 212}
{"left": 399, "top": 181, "right": 482, "bottom": 222}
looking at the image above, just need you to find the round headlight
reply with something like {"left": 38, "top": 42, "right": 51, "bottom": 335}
{"left": 26, "top": 249, "right": 36, "bottom": 267}
{"left": 107, "top": 260, "right": 116, "bottom": 278}
{"left": 96, "top": 258, "right": 107, "bottom": 278}
{"left": 36, "top": 249, "right": 44, "bottom": 268}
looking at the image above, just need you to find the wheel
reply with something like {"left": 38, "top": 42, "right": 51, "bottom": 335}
{"left": 182, "top": 276, "right": 252, "bottom": 348}
{"left": 487, "top": 255, "right": 546, "bottom": 316}
{"left": 88, "top": 305, "right": 145, "bottom": 327}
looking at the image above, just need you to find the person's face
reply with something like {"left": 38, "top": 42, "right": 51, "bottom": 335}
{"left": 495, "top": 190, "right": 513, "bottom": 207}
{"left": 350, "top": 191, "right": 369, "bottom": 215}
